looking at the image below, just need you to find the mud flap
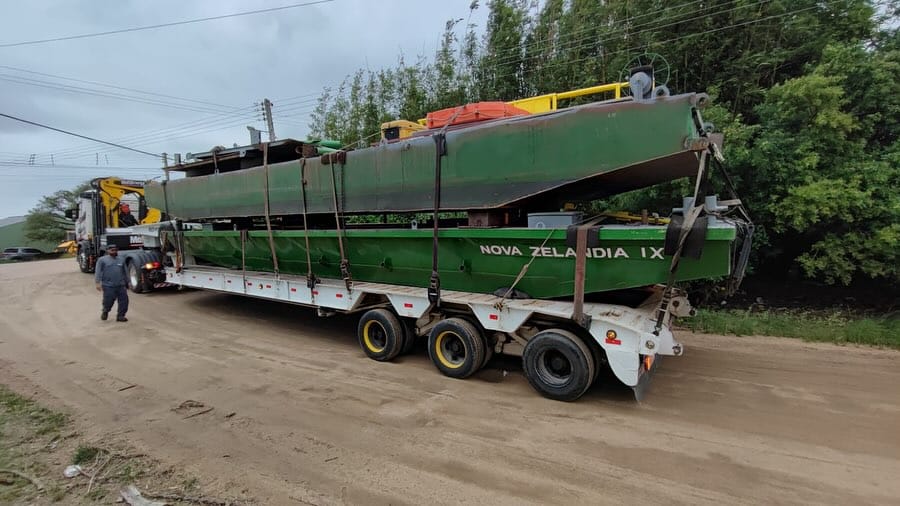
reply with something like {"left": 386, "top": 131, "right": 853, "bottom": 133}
{"left": 632, "top": 355, "right": 661, "bottom": 401}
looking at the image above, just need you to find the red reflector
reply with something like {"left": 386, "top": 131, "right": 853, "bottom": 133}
{"left": 265, "top": 284, "right": 272, "bottom": 288}
{"left": 290, "top": 288, "right": 297, "bottom": 292}
{"left": 403, "top": 303, "right": 413, "bottom": 308}
{"left": 312, "top": 290, "right": 319, "bottom": 295}
{"left": 489, "top": 314, "right": 498, "bottom": 320}
{"left": 336, "top": 293, "right": 343, "bottom": 298}
{"left": 247, "top": 282, "right": 252, "bottom": 286}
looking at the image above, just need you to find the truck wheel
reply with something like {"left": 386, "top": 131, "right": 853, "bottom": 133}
{"left": 357, "top": 309, "right": 404, "bottom": 362}
{"left": 78, "top": 248, "right": 93, "bottom": 273}
{"left": 127, "top": 261, "right": 146, "bottom": 294}
{"left": 522, "top": 329, "right": 596, "bottom": 402}
{"left": 428, "top": 318, "right": 485, "bottom": 379}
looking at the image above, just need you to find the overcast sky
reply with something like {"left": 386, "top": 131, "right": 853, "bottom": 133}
{"left": 0, "top": 0, "right": 487, "bottom": 218}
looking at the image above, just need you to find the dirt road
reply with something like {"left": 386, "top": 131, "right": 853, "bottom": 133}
{"left": 1, "top": 259, "right": 898, "bottom": 505}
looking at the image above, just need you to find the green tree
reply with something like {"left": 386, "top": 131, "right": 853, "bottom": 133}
{"left": 753, "top": 42, "right": 900, "bottom": 285}
{"left": 432, "top": 18, "right": 468, "bottom": 109}
{"left": 24, "top": 183, "right": 89, "bottom": 244}
{"left": 477, "top": 0, "right": 530, "bottom": 100}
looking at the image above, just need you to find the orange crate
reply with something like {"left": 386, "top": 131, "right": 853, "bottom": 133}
{"left": 426, "top": 102, "right": 530, "bottom": 129}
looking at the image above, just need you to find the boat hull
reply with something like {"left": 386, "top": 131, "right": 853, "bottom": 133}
{"left": 146, "top": 94, "right": 706, "bottom": 219}
{"left": 182, "top": 225, "right": 735, "bottom": 298}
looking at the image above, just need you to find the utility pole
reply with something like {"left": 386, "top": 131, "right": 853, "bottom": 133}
{"left": 262, "top": 98, "right": 276, "bottom": 142}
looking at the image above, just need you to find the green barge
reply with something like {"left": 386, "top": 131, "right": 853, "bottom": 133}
{"left": 146, "top": 93, "right": 708, "bottom": 219}
{"left": 184, "top": 224, "right": 736, "bottom": 299}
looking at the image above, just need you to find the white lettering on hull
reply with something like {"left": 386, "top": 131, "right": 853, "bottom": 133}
{"left": 481, "top": 244, "right": 669, "bottom": 260}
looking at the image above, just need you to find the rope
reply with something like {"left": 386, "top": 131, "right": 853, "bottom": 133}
{"left": 338, "top": 130, "right": 382, "bottom": 151}
{"left": 709, "top": 145, "right": 754, "bottom": 293}
{"left": 261, "top": 142, "right": 280, "bottom": 275}
{"left": 496, "top": 229, "right": 555, "bottom": 308}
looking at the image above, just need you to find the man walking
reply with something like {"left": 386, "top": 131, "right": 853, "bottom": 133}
{"left": 94, "top": 244, "right": 129, "bottom": 322}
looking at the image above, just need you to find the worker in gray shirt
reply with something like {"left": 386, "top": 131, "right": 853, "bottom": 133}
{"left": 94, "top": 244, "right": 129, "bottom": 322}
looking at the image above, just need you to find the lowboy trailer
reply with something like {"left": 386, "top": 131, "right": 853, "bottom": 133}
{"left": 164, "top": 257, "right": 691, "bottom": 401}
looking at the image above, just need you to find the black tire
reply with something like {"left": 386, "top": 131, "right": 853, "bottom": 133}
{"left": 454, "top": 315, "right": 493, "bottom": 368}
{"left": 399, "top": 318, "right": 418, "bottom": 355}
{"left": 127, "top": 260, "right": 146, "bottom": 294}
{"left": 522, "top": 329, "right": 596, "bottom": 402}
{"left": 427, "top": 317, "right": 485, "bottom": 379}
{"left": 77, "top": 248, "right": 93, "bottom": 273}
{"left": 357, "top": 309, "right": 404, "bottom": 362}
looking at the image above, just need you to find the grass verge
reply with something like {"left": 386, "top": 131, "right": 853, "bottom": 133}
{"left": 680, "top": 309, "right": 900, "bottom": 348}
{"left": 0, "top": 383, "right": 245, "bottom": 504}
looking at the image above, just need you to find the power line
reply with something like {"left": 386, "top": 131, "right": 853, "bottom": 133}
{"left": 17, "top": 107, "right": 259, "bottom": 161}
{"left": 44, "top": 116, "right": 258, "bottom": 161}
{"left": 0, "top": 164, "right": 158, "bottom": 173}
{"left": 274, "top": 108, "right": 316, "bottom": 119}
{"left": 4, "top": 117, "right": 258, "bottom": 166}
{"left": 487, "top": 0, "right": 716, "bottom": 64}
{"left": 271, "top": 91, "right": 323, "bottom": 104}
{"left": 0, "top": 113, "right": 161, "bottom": 158}
{"left": 484, "top": 0, "right": 767, "bottom": 70}
{"left": 0, "top": 64, "right": 237, "bottom": 111}
{"left": 0, "top": 74, "right": 237, "bottom": 115}
{"left": 470, "top": 1, "right": 834, "bottom": 93}
{"left": 0, "top": 0, "right": 335, "bottom": 48}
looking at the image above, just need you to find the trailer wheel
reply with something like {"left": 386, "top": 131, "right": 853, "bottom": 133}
{"left": 428, "top": 318, "right": 485, "bottom": 379}
{"left": 357, "top": 309, "right": 404, "bottom": 362}
{"left": 522, "top": 329, "right": 596, "bottom": 402}
{"left": 127, "top": 260, "right": 146, "bottom": 294}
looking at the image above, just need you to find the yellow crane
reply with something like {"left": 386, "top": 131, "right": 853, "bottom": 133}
{"left": 94, "top": 177, "right": 161, "bottom": 228}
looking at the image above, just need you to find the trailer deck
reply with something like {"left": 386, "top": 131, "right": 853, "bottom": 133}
{"left": 166, "top": 264, "right": 686, "bottom": 398}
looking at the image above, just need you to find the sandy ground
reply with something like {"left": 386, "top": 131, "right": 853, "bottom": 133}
{"left": 0, "top": 258, "right": 898, "bottom": 505}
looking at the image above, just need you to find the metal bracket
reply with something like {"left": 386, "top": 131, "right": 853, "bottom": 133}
{"left": 427, "top": 273, "right": 441, "bottom": 305}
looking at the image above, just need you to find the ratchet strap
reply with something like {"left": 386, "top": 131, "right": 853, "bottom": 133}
{"left": 429, "top": 133, "right": 447, "bottom": 305}
{"left": 325, "top": 152, "right": 352, "bottom": 292}
{"left": 298, "top": 158, "right": 318, "bottom": 289}
{"left": 261, "top": 142, "right": 280, "bottom": 275}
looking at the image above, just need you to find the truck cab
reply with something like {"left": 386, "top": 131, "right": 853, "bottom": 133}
{"left": 69, "top": 178, "right": 164, "bottom": 291}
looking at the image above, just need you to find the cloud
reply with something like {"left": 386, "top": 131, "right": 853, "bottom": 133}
{"left": 0, "top": 0, "right": 487, "bottom": 217}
